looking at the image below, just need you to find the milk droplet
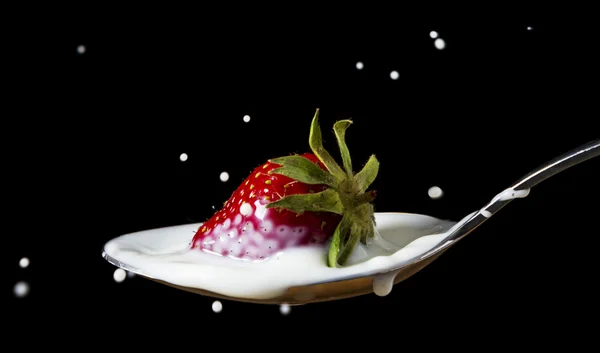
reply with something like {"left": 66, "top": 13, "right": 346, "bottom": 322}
{"left": 390, "top": 71, "right": 400, "bottom": 80}
{"left": 372, "top": 270, "right": 399, "bottom": 296}
{"left": 253, "top": 200, "right": 266, "bottom": 219}
{"left": 240, "top": 202, "right": 253, "bottom": 216}
{"left": 527, "top": 26, "right": 533, "bottom": 31}
{"left": 356, "top": 61, "right": 364, "bottom": 70}
{"left": 434, "top": 38, "right": 446, "bottom": 50}
{"left": 212, "top": 300, "right": 223, "bottom": 313}
{"left": 280, "top": 303, "right": 291, "bottom": 315}
{"left": 113, "top": 268, "right": 126, "bottom": 283}
{"left": 19, "top": 257, "right": 30, "bottom": 268}
{"left": 429, "top": 31, "right": 438, "bottom": 39}
{"left": 220, "top": 171, "right": 229, "bottom": 182}
{"left": 243, "top": 115, "right": 251, "bottom": 123}
{"left": 428, "top": 186, "right": 444, "bottom": 199}
{"left": 180, "top": 153, "right": 188, "bottom": 162}
{"left": 497, "top": 188, "right": 530, "bottom": 201}
{"left": 76, "top": 45, "right": 86, "bottom": 54}
{"left": 14, "top": 281, "right": 29, "bottom": 298}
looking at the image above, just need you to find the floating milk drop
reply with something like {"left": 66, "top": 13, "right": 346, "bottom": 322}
{"left": 428, "top": 186, "right": 444, "bottom": 199}
{"left": 14, "top": 281, "right": 29, "bottom": 298}
{"left": 212, "top": 300, "right": 223, "bottom": 313}
{"left": 434, "top": 38, "right": 446, "bottom": 50}
{"left": 220, "top": 172, "right": 229, "bottom": 182}
{"left": 280, "top": 304, "right": 291, "bottom": 315}
{"left": 113, "top": 268, "right": 126, "bottom": 283}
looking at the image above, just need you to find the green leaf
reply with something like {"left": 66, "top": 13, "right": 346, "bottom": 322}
{"left": 265, "top": 188, "right": 344, "bottom": 215}
{"left": 309, "top": 109, "right": 346, "bottom": 180}
{"left": 327, "top": 224, "right": 342, "bottom": 267}
{"left": 337, "top": 228, "right": 360, "bottom": 266}
{"left": 333, "top": 119, "right": 354, "bottom": 176}
{"left": 327, "top": 215, "right": 351, "bottom": 267}
{"left": 268, "top": 155, "right": 339, "bottom": 188}
{"left": 327, "top": 214, "right": 353, "bottom": 268}
{"left": 354, "top": 154, "right": 380, "bottom": 193}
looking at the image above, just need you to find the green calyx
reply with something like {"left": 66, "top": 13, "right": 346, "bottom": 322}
{"left": 265, "top": 108, "right": 380, "bottom": 268}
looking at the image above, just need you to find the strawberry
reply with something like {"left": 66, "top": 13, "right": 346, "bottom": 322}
{"left": 191, "top": 109, "right": 380, "bottom": 267}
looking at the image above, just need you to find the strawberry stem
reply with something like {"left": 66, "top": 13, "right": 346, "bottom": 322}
{"left": 269, "top": 109, "right": 380, "bottom": 268}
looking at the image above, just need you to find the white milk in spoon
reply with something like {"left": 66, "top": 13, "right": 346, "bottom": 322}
{"left": 103, "top": 212, "right": 476, "bottom": 300}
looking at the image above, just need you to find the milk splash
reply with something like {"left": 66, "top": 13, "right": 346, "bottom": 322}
{"left": 479, "top": 188, "right": 530, "bottom": 218}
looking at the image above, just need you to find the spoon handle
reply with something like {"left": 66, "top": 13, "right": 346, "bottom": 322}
{"left": 425, "top": 139, "right": 600, "bottom": 258}
{"left": 510, "top": 138, "right": 600, "bottom": 190}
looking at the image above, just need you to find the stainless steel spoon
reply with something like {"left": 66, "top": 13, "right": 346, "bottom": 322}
{"left": 112, "top": 139, "right": 600, "bottom": 305}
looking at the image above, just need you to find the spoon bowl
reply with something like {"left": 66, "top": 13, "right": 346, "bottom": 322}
{"left": 142, "top": 247, "right": 450, "bottom": 305}
{"left": 103, "top": 139, "right": 599, "bottom": 305}
{"left": 102, "top": 211, "right": 461, "bottom": 304}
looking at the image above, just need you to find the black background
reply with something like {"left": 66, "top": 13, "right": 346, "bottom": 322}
{"left": 6, "top": 8, "right": 600, "bottom": 344}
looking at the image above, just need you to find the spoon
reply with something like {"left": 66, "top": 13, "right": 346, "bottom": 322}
{"left": 138, "top": 139, "right": 599, "bottom": 305}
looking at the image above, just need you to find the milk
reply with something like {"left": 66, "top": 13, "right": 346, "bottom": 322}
{"left": 104, "top": 213, "right": 463, "bottom": 299}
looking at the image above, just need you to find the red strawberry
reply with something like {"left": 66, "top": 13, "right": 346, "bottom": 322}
{"left": 191, "top": 109, "right": 380, "bottom": 267}
{"left": 191, "top": 153, "right": 341, "bottom": 259}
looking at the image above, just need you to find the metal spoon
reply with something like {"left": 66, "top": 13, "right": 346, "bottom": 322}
{"left": 113, "top": 139, "right": 600, "bottom": 305}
